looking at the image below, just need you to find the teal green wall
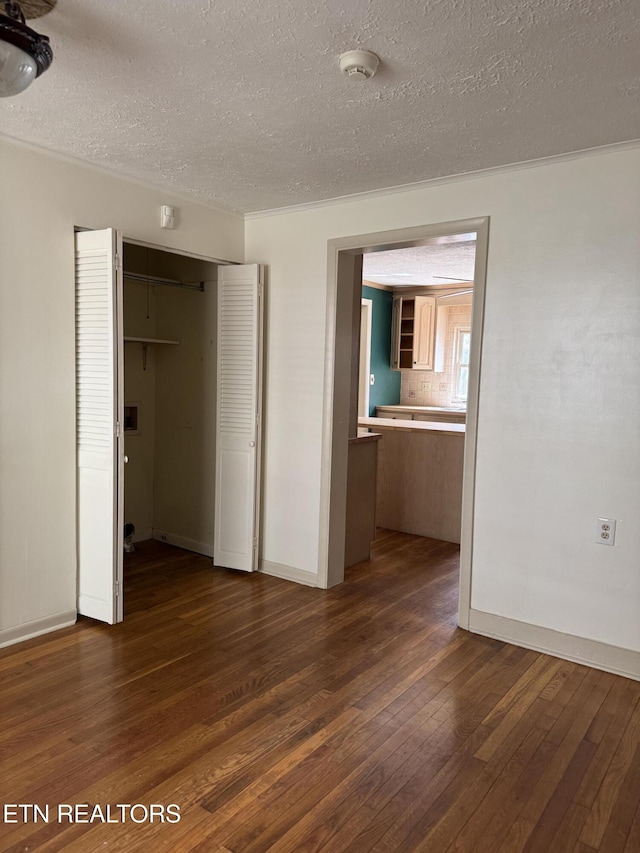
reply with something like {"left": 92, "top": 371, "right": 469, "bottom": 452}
{"left": 362, "top": 285, "right": 401, "bottom": 415}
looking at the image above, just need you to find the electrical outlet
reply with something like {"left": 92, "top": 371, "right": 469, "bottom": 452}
{"left": 596, "top": 517, "right": 616, "bottom": 546}
{"left": 370, "top": 373, "right": 375, "bottom": 386}
{"left": 408, "top": 390, "right": 417, "bottom": 398}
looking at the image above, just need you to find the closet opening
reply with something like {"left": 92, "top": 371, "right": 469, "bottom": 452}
{"left": 122, "top": 241, "right": 220, "bottom": 588}
{"left": 75, "top": 228, "right": 264, "bottom": 625}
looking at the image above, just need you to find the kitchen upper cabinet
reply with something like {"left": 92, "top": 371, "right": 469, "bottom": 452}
{"left": 413, "top": 296, "right": 436, "bottom": 369}
{"left": 391, "top": 295, "right": 436, "bottom": 370}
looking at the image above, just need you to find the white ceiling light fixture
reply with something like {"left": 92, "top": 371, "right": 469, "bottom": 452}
{"left": 339, "top": 49, "right": 379, "bottom": 82}
{"left": 0, "top": 0, "right": 54, "bottom": 98}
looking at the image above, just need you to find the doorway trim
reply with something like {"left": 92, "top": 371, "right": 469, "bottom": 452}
{"left": 317, "top": 216, "right": 490, "bottom": 631}
{"left": 359, "top": 298, "right": 373, "bottom": 418}
{"left": 123, "top": 236, "right": 236, "bottom": 266}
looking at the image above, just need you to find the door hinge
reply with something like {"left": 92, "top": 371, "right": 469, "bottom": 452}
{"left": 115, "top": 252, "right": 122, "bottom": 272}
{"left": 116, "top": 421, "right": 121, "bottom": 437}
{"left": 115, "top": 581, "right": 120, "bottom": 597}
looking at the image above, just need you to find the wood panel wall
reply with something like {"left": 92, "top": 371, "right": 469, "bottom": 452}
{"left": 375, "top": 427, "right": 464, "bottom": 543}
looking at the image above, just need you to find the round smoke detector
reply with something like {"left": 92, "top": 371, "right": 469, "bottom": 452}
{"left": 339, "top": 49, "right": 379, "bottom": 81}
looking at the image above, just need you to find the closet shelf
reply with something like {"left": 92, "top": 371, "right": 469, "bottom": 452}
{"left": 124, "top": 337, "right": 180, "bottom": 345}
{"left": 124, "top": 271, "right": 204, "bottom": 291}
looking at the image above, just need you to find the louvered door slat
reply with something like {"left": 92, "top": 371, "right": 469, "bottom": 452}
{"left": 75, "top": 229, "right": 123, "bottom": 624}
{"left": 214, "top": 264, "right": 264, "bottom": 572}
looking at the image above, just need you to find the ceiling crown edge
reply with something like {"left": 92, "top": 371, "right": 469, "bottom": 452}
{"left": 0, "top": 132, "right": 245, "bottom": 219}
{"left": 244, "top": 139, "right": 640, "bottom": 221}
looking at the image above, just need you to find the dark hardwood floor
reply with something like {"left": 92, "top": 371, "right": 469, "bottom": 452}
{"left": 1, "top": 531, "right": 639, "bottom": 852}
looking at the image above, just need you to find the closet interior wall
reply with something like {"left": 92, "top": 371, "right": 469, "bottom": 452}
{"left": 123, "top": 243, "right": 219, "bottom": 556}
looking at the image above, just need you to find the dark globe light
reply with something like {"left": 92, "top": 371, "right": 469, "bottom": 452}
{"left": 0, "top": 0, "right": 52, "bottom": 97}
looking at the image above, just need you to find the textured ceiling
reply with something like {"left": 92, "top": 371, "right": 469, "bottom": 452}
{"left": 1, "top": 0, "right": 639, "bottom": 213}
{"left": 363, "top": 236, "right": 476, "bottom": 285}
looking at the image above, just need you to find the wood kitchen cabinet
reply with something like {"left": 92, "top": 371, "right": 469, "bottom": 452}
{"left": 375, "top": 407, "right": 414, "bottom": 420}
{"left": 391, "top": 294, "right": 436, "bottom": 370}
{"left": 375, "top": 406, "right": 466, "bottom": 424}
{"left": 375, "top": 425, "right": 464, "bottom": 543}
{"left": 413, "top": 411, "right": 466, "bottom": 424}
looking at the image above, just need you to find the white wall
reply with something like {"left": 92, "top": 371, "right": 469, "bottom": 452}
{"left": 153, "top": 273, "right": 218, "bottom": 553}
{"left": 0, "top": 138, "right": 243, "bottom": 646}
{"left": 246, "top": 147, "right": 640, "bottom": 656}
{"left": 123, "top": 281, "right": 158, "bottom": 541}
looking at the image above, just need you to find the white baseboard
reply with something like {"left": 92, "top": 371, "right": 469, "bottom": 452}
{"left": 150, "top": 534, "right": 317, "bottom": 587}
{"left": 131, "top": 527, "right": 152, "bottom": 543}
{"left": 259, "top": 559, "right": 318, "bottom": 587}
{"left": 468, "top": 609, "right": 640, "bottom": 682}
{"left": 0, "top": 610, "right": 77, "bottom": 649}
{"left": 152, "top": 529, "right": 213, "bottom": 558}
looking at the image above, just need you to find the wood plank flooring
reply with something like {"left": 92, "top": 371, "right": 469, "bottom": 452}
{"left": 1, "top": 531, "right": 639, "bottom": 852}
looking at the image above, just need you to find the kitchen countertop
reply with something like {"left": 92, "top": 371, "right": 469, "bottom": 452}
{"left": 376, "top": 405, "right": 466, "bottom": 415}
{"left": 358, "top": 417, "right": 465, "bottom": 435}
{"left": 349, "top": 429, "right": 383, "bottom": 445}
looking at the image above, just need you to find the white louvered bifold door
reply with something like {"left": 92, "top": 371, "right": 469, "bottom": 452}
{"left": 75, "top": 229, "right": 124, "bottom": 623}
{"left": 214, "top": 264, "right": 264, "bottom": 571}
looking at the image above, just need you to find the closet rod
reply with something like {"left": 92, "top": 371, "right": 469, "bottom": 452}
{"left": 123, "top": 271, "right": 204, "bottom": 291}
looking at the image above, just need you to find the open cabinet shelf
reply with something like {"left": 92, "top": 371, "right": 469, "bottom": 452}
{"left": 391, "top": 295, "right": 436, "bottom": 371}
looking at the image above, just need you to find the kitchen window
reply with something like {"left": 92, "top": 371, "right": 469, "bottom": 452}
{"left": 453, "top": 328, "right": 471, "bottom": 402}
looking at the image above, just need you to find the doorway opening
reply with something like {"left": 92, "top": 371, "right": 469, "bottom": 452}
{"left": 359, "top": 238, "right": 474, "bottom": 541}
{"left": 319, "top": 217, "right": 489, "bottom": 630}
